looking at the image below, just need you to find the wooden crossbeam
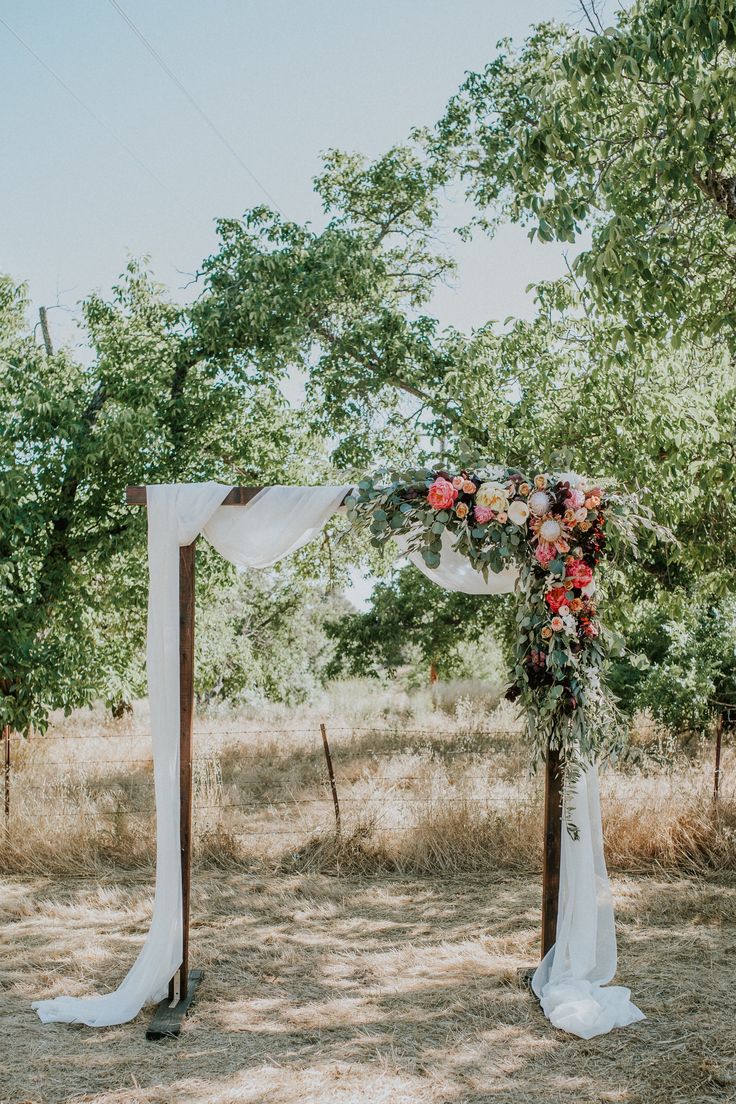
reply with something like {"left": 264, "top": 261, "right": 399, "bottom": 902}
{"left": 126, "top": 486, "right": 263, "bottom": 506}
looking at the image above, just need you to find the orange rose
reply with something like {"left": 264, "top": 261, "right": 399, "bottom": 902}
{"left": 456, "top": 502, "right": 469, "bottom": 519}
{"left": 519, "top": 482, "right": 531, "bottom": 496}
{"left": 534, "top": 474, "right": 548, "bottom": 489}
{"left": 452, "top": 476, "right": 464, "bottom": 489}
{"left": 427, "top": 477, "right": 458, "bottom": 510}
{"left": 541, "top": 626, "right": 553, "bottom": 640}
{"left": 463, "top": 480, "right": 476, "bottom": 494}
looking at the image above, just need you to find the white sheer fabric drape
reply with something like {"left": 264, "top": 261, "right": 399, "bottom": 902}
{"left": 34, "top": 481, "right": 641, "bottom": 1038}
{"left": 34, "top": 483, "right": 350, "bottom": 1027}
{"left": 531, "top": 764, "right": 644, "bottom": 1037}
{"left": 407, "top": 534, "right": 643, "bottom": 1039}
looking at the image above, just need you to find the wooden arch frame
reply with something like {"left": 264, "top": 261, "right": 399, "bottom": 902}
{"left": 127, "top": 484, "right": 562, "bottom": 1039}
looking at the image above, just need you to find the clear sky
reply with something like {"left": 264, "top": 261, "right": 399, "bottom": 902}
{"left": 1, "top": 0, "right": 594, "bottom": 353}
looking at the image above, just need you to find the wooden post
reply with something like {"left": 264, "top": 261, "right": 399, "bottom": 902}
{"left": 124, "top": 484, "right": 359, "bottom": 1037}
{"left": 541, "top": 743, "right": 563, "bottom": 958}
{"left": 174, "top": 540, "right": 196, "bottom": 1002}
{"left": 146, "top": 539, "right": 202, "bottom": 1039}
{"left": 320, "top": 722, "right": 341, "bottom": 835}
{"left": 3, "top": 725, "right": 9, "bottom": 835}
{"left": 714, "top": 712, "right": 724, "bottom": 802}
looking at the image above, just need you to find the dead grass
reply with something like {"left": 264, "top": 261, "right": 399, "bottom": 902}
{"left": 2, "top": 685, "right": 735, "bottom": 1101}
{"left": 1, "top": 869, "right": 735, "bottom": 1104}
{"left": 1, "top": 685, "right": 734, "bottom": 878}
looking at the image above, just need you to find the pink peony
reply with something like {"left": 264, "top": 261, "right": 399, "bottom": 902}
{"left": 474, "top": 505, "right": 494, "bottom": 524}
{"left": 535, "top": 543, "right": 556, "bottom": 566}
{"left": 427, "top": 477, "right": 458, "bottom": 510}
{"left": 565, "top": 558, "right": 594, "bottom": 589}
{"left": 566, "top": 488, "right": 586, "bottom": 510}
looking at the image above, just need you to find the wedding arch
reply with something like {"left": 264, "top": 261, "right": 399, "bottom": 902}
{"left": 33, "top": 467, "right": 662, "bottom": 1041}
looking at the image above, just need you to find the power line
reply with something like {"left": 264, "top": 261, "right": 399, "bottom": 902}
{"left": 107, "top": 0, "right": 284, "bottom": 215}
{"left": 0, "top": 13, "right": 198, "bottom": 221}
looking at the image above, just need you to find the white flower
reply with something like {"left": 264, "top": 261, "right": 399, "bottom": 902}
{"left": 507, "top": 499, "right": 530, "bottom": 526}
{"left": 574, "top": 506, "right": 588, "bottom": 523}
{"left": 475, "top": 465, "right": 506, "bottom": 481}
{"left": 528, "top": 490, "right": 552, "bottom": 517}
{"left": 539, "top": 517, "right": 563, "bottom": 542}
{"left": 476, "top": 481, "right": 509, "bottom": 511}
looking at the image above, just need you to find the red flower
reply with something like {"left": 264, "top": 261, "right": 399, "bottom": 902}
{"left": 427, "top": 477, "right": 458, "bottom": 510}
{"left": 545, "top": 586, "right": 571, "bottom": 613}
{"left": 565, "top": 558, "right": 594, "bottom": 589}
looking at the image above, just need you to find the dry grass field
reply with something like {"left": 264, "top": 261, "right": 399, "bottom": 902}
{"left": 2, "top": 871, "right": 735, "bottom": 1104}
{"left": 1, "top": 681, "right": 735, "bottom": 1103}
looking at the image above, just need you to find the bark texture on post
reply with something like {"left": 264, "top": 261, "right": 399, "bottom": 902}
{"left": 169, "top": 540, "right": 196, "bottom": 1005}
{"left": 541, "top": 744, "right": 563, "bottom": 959}
{"left": 319, "top": 722, "right": 341, "bottom": 835}
{"left": 3, "top": 725, "right": 9, "bottom": 835}
{"left": 714, "top": 712, "right": 724, "bottom": 801}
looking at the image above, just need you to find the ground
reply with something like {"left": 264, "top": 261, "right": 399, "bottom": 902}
{"left": 2, "top": 871, "right": 735, "bottom": 1104}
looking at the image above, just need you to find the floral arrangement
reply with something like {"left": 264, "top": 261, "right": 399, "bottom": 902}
{"left": 347, "top": 464, "right": 666, "bottom": 785}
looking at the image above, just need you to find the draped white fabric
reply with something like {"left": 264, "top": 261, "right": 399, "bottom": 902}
{"left": 34, "top": 480, "right": 641, "bottom": 1038}
{"left": 397, "top": 529, "right": 518, "bottom": 595}
{"left": 33, "top": 483, "right": 350, "bottom": 1027}
{"left": 401, "top": 529, "right": 642, "bottom": 1037}
{"left": 531, "top": 764, "right": 644, "bottom": 1037}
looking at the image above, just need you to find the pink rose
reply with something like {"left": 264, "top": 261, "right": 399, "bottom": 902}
{"left": 566, "top": 488, "right": 586, "bottom": 510}
{"left": 427, "top": 477, "right": 458, "bottom": 510}
{"left": 565, "top": 558, "right": 594, "bottom": 589}
{"left": 474, "top": 506, "right": 493, "bottom": 524}
{"left": 535, "top": 543, "right": 556, "bottom": 566}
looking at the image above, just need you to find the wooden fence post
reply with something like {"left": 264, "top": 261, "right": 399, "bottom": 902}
{"left": 714, "top": 712, "right": 724, "bottom": 802}
{"left": 3, "top": 725, "right": 9, "bottom": 836}
{"left": 320, "top": 722, "right": 341, "bottom": 835}
{"left": 541, "top": 743, "right": 563, "bottom": 959}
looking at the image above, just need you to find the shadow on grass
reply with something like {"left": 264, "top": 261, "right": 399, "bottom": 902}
{"left": 3, "top": 871, "right": 735, "bottom": 1103}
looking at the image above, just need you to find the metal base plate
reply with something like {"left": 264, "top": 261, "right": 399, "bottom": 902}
{"left": 517, "top": 966, "right": 537, "bottom": 994}
{"left": 146, "top": 969, "right": 204, "bottom": 1040}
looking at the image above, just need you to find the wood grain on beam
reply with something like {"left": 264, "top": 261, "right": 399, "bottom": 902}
{"left": 126, "top": 486, "right": 263, "bottom": 506}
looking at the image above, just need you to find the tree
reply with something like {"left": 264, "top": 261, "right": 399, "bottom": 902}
{"left": 433, "top": 1, "right": 736, "bottom": 355}
{"left": 326, "top": 565, "right": 515, "bottom": 680}
{"left": 0, "top": 267, "right": 315, "bottom": 734}
{"left": 196, "top": 563, "right": 352, "bottom": 706}
{"left": 610, "top": 594, "right": 736, "bottom": 735}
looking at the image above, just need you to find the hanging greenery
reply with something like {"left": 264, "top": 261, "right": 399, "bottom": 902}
{"left": 347, "top": 464, "right": 670, "bottom": 790}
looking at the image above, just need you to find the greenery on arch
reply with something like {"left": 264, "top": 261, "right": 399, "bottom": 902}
{"left": 348, "top": 463, "right": 669, "bottom": 780}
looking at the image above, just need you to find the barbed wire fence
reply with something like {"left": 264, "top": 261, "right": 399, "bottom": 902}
{"left": 2, "top": 722, "right": 541, "bottom": 844}
{"left": 1, "top": 718, "right": 729, "bottom": 858}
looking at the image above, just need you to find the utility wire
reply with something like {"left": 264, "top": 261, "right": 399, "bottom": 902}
{"left": 0, "top": 13, "right": 199, "bottom": 220}
{"left": 107, "top": 0, "right": 284, "bottom": 214}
